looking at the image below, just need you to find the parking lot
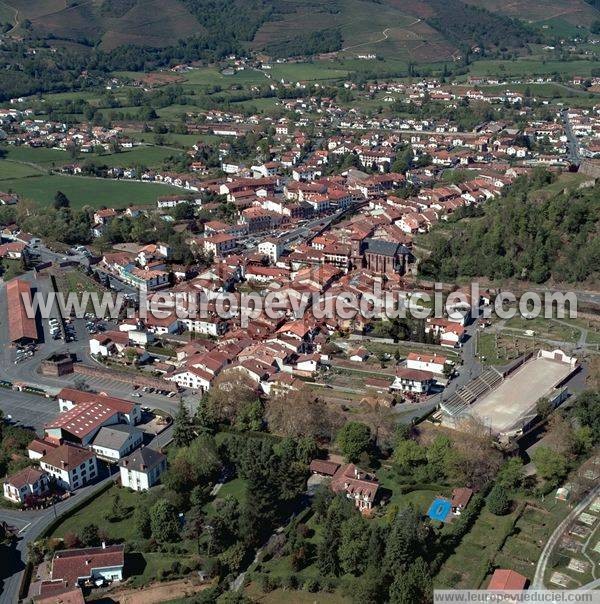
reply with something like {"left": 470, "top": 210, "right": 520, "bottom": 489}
{"left": 0, "top": 389, "right": 59, "bottom": 431}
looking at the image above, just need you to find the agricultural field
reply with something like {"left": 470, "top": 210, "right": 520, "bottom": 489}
{"left": 0, "top": 173, "right": 181, "bottom": 208}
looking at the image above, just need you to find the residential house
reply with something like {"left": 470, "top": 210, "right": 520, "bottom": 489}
{"left": 119, "top": 447, "right": 167, "bottom": 491}
{"left": 3, "top": 467, "right": 49, "bottom": 505}
{"left": 40, "top": 444, "right": 98, "bottom": 492}
{"left": 391, "top": 367, "right": 435, "bottom": 394}
{"left": 51, "top": 544, "right": 125, "bottom": 587}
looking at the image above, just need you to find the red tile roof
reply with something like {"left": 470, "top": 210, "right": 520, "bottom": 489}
{"left": 451, "top": 487, "right": 473, "bottom": 509}
{"left": 45, "top": 401, "right": 118, "bottom": 439}
{"left": 57, "top": 389, "right": 136, "bottom": 415}
{"left": 51, "top": 544, "right": 124, "bottom": 587}
{"left": 331, "top": 463, "right": 379, "bottom": 502}
{"left": 7, "top": 278, "right": 38, "bottom": 343}
{"left": 4, "top": 466, "right": 46, "bottom": 489}
{"left": 309, "top": 459, "right": 340, "bottom": 476}
{"left": 487, "top": 569, "right": 528, "bottom": 591}
{"left": 41, "top": 444, "right": 95, "bottom": 471}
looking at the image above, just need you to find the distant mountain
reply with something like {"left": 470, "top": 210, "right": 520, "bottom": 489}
{"left": 1, "top": 0, "right": 598, "bottom": 59}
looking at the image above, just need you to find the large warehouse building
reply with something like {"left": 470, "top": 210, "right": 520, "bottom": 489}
{"left": 440, "top": 349, "right": 578, "bottom": 441}
{"left": 7, "top": 278, "right": 38, "bottom": 345}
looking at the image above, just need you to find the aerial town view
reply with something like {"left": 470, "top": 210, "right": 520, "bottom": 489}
{"left": 0, "top": 1, "right": 599, "bottom": 603}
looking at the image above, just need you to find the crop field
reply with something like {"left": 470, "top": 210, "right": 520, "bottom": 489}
{"left": 0, "top": 173, "right": 181, "bottom": 208}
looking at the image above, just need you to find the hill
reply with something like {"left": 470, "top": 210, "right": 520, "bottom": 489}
{"left": 3, "top": 0, "right": 595, "bottom": 59}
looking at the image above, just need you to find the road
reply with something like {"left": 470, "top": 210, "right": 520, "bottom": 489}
{"left": 531, "top": 485, "right": 600, "bottom": 589}
{"left": 0, "top": 418, "right": 172, "bottom": 604}
{"left": 0, "top": 467, "right": 117, "bottom": 604}
{"left": 561, "top": 108, "right": 582, "bottom": 166}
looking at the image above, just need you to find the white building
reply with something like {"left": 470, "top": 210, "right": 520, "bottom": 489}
{"left": 40, "top": 444, "right": 99, "bottom": 491}
{"left": 119, "top": 447, "right": 167, "bottom": 491}
{"left": 406, "top": 352, "right": 448, "bottom": 375}
{"left": 91, "top": 425, "right": 144, "bottom": 463}
{"left": 3, "top": 467, "right": 49, "bottom": 504}
{"left": 258, "top": 238, "right": 284, "bottom": 263}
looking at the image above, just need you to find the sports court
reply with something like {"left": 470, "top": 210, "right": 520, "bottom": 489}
{"left": 468, "top": 355, "right": 574, "bottom": 434}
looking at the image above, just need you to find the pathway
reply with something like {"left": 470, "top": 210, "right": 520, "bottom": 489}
{"left": 531, "top": 485, "right": 600, "bottom": 589}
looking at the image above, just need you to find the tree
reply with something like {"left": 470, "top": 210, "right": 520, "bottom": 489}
{"left": 345, "top": 566, "right": 384, "bottom": 603}
{"left": 53, "top": 191, "right": 70, "bottom": 209}
{"left": 338, "top": 515, "right": 370, "bottom": 575}
{"left": 536, "top": 397, "right": 553, "bottom": 420}
{"left": 79, "top": 523, "right": 100, "bottom": 547}
{"left": 316, "top": 495, "right": 353, "bottom": 576}
{"left": 336, "top": 421, "right": 372, "bottom": 462}
{"left": 384, "top": 506, "right": 427, "bottom": 577}
{"left": 150, "top": 500, "right": 180, "bottom": 542}
{"left": 265, "top": 387, "right": 340, "bottom": 439}
{"left": 393, "top": 438, "right": 427, "bottom": 475}
{"left": 106, "top": 492, "right": 125, "bottom": 522}
{"left": 134, "top": 503, "right": 151, "bottom": 539}
{"left": 532, "top": 446, "right": 569, "bottom": 484}
{"left": 572, "top": 390, "right": 600, "bottom": 444}
{"left": 173, "top": 401, "right": 195, "bottom": 447}
{"left": 205, "top": 371, "right": 258, "bottom": 425}
{"left": 487, "top": 484, "right": 511, "bottom": 515}
{"left": 496, "top": 457, "right": 524, "bottom": 491}
{"left": 389, "top": 558, "right": 432, "bottom": 604}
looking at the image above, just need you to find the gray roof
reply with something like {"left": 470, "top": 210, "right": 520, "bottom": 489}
{"left": 364, "top": 238, "right": 411, "bottom": 257}
{"left": 92, "top": 424, "right": 142, "bottom": 451}
{"left": 119, "top": 446, "right": 166, "bottom": 472}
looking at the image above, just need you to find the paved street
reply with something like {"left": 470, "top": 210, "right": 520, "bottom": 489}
{"left": 561, "top": 108, "right": 582, "bottom": 165}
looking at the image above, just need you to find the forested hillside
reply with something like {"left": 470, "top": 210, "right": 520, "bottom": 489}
{"left": 421, "top": 173, "right": 600, "bottom": 284}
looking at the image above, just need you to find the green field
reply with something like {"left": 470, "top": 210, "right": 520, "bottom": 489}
{"left": 0, "top": 173, "right": 181, "bottom": 208}
{"left": 49, "top": 484, "right": 141, "bottom": 542}
{"left": 269, "top": 62, "right": 350, "bottom": 82}
{"left": 435, "top": 504, "right": 520, "bottom": 589}
{"left": 0, "top": 160, "right": 43, "bottom": 180}
{"left": 470, "top": 59, "right": 600, "bottom": 77}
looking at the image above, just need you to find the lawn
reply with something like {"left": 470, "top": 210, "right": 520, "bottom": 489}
{"left": 470, "top": 59, "right": 600, "bottom": 77}
{"left": 1, "top": 144, "right": 177, "bottom": 170}
{"left": 504, "top": 316, "right": 580, "bottom": 343}
{"left": 0, "top": 160, "right": 42, "bottom": 180}
{"left": 127, "top": 552, "right": 198, "bottom": 588}
{"left": 269, "top": 63, "right": 349, "bottom": 82}
{"left": 49, "top": 484, "right": 141, "bottom": 543}
{"left": 476, "top": 332, "right": 537, "bottom": 366}
{"left": 0, "top": 145, "right": 71, "bottom": 166}
{"left": 434, "top": 504, "right": 520, "bottom": 589}
{"left": 0, "top": 174, "right": 181, "bottom": 208}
